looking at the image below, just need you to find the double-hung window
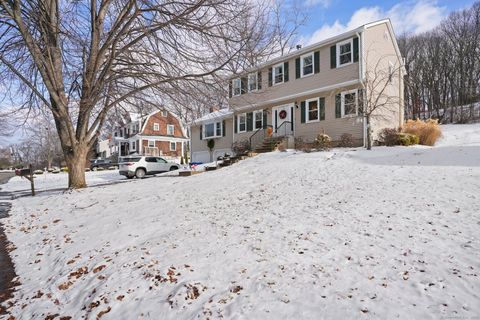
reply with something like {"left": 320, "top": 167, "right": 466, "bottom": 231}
{"left": 306, "top": 98, "right": 319, "bottom": 122}
{"left": 203, "top": 122, "right": 222, "bottom": 139}
{"left": 337, "top": 39, "right": 353, "bottom": 67}
{"left": 167, "top": 124, "right": 174, "bottom": 135}
{"left": 301, "top": 53, "right": 314, "bottom": 77}
{"left": 342, "top": 90, "right": 357, "bottom": 117}
{"left": 253, "top": 110, "right": 263, "bottom": 129}
{"left": 161, "top": 110, "right": 167, "bottom": 117}
{"left": 248, "top": 73, "right": 258, "bottom": 92}
{"left": 232, "top": 78, "right": 241, "bottom": 96}
{"left": 148, "top": 140, "right": 155, "bottom": 148}
{"left": 273, "top": 64, "right": 284, "bottom": 84}
{"left": 170, "top": 142, "right": 176, "bottom": 151}
{"left": 153, "top": 123, "right": 159, "bottom": 131}
{"left": 238, "top": 113, "right": 246, "bottom": 132}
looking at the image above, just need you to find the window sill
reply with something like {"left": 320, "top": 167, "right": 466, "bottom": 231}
{"left": 300, "top": 72, "right": 314, "bottom": 79}
{"left": 305, "top": 119, "right": 319, "bottom": 123}
{"left": 336, "top": 61, "right": 354, "bottom": 68}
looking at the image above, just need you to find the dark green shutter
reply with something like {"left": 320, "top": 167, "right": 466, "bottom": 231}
{"left": 228, "top": 82, "right": 232, "bottom": 98}
{"left": 262, "top": 110, "right": 267, "bottom": 129}
{"left": 330, "top": 45, "right": 336, "bottom": 69}
{"left": 222, "top": 120, "right": 226, "bottom": 136}
{"left": 234, "top": 115, "right": 238, "bottom": 133}
{"left": 241, "top": 77, "right": 247, "bottom": 94}
{"left": 246, "top": 112, "right": 253, "bottom": 131}
{"left": 200, "top": 125, "right": 203, "bottom": 140}
{"left": 353, "top": 37, "right": 359, "bottom": 62}
{"left": 268, "top": 68, "right": 272, "bottom": 86}
{"left": 335, "top": 94, "right": 341, "bottom": 118}
{"left": 257, "top": 71, "right": 262, "bottom": 90}
{"left": 358, "top": 88, "right": 364, "bottom": 115}
{"left": 314, "top": 51, "right": 320, "bottom": 74}
{"left": 300, "top": 101, "right": 306, "bottom": 123}
{"left": 284, "top": 62, "right": 289, "bottom": 82}
{"left": 290, "top": 107, "right": 294, "bottom": 131}
{"left": 295, "top": 58, "right": 301, "bottom": 79}
{"left": 319, "top": 97, "right": 325, "bottom": 120}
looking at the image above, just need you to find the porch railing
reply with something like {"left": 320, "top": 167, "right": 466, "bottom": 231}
{"left": 273, "top": 121, "right": 293, "bottom": 137}
{"left": 249, "top": 125, "right": 273, "bottom": 150}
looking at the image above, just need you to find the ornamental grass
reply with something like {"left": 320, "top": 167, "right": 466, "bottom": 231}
{"left": 402, "top": 119, "right": 442, "bottom": 146}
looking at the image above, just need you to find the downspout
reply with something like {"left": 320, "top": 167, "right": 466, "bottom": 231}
{"left": 356, "top": 30, "right": 367, "bottom": 148}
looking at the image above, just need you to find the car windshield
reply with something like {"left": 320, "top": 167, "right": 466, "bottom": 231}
{"left": 120, "top": 157, "right": 141, "bottom": 163}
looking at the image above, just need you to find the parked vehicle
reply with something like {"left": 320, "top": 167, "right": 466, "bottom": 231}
{"left": 119, "top": 156, "right": 180, "bottom": 179}
{"left": 90, "top": 159, "right": 115, "bottom": 171}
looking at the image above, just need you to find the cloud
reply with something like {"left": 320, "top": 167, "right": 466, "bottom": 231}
{"left": 302, "top": 0, "right": 446, "bottom": 45}
{"left": 304, "top": 0, "right": 330, "bottom": 8}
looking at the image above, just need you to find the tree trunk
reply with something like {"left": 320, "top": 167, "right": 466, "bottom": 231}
{"left": 366, "top": 116, "right": 372, "bottom": 150}
{"left": 64, "top": 145, "right": 88, "bottom": 189}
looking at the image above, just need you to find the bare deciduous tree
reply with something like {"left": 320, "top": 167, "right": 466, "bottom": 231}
{"left": 0, "top": 0, "right": 264, "bottom": 188}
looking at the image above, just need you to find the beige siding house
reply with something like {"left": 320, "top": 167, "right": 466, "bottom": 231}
{"left": 191, "top": 19, "right": 405, "bottom": 162}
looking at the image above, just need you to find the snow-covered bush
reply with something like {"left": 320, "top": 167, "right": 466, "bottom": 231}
{"left": 402, "top": 119, "right": 442, "bottom": 146}
{"left": 314, "top": 133, "right": 331, "bottom": 150}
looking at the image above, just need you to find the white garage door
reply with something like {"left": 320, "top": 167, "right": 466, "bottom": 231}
{"left": 191, "top": 151, "right": 210, "bottom": 163}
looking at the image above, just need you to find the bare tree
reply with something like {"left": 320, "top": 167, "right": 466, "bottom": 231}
{"left": 362, "top": 54, "right": 403, "bottom": 150}
{"left": 0, "top": 0, "right": 264, "bottom": 188}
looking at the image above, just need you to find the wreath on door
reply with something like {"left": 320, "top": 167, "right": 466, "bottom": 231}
{"left": 279, "top": 110, "right": 287, "bottom": 119}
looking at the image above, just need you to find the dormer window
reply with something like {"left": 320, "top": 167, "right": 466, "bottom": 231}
{"left": 273, "top": 63, "right": 284, "bottom": 85}
{"left": 232, "top": 78, "right": 241, "bottom": 96}
{"left": 337, "top": 39, "right": 353, "bottom": 67}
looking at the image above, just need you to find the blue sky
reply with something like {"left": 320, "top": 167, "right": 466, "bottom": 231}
{"left": 299, "top": 0, "right": 476, "bottom": 44}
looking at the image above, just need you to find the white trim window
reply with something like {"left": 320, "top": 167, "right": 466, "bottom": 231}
{"left": 301, "top": 53, "right": 314, "bottom": 77}
{"left": 253, "top": 110, "right": 263, "bottom": 129}
{"left": 273, "top": 63, "right": 284, "bottom": 85}
{"left": 337, "top": 39, "right": 353, "bottom": 67}
{"left": 167, "top": 124, "right": 175, "bottom": 135}
{"left": 161, "top": 110, "right": 168, "bottom": 117}
{"left": 203, "top": 121, "right": 223, "bottom": 139}
{"left": 148, "top": 140, "right": 156, "bottom": 148}
{"left": 232, "top": 78, "right": 241, "bottom": 96}
{"left": 238, "top": 113, "right": 247, "bottom": 132}
{"left": 248, "top": 73, "right": 258, "bottom": 92}
{"left": 342, "top": 90, "right": 358, "bottom": 117}
{"left": 153, "top": 123, "right": 160, "bottom": 131}
{"left": 306, "top": 98, "right": 319, "bottom": 122}
{"left": 170, "top": 142, "right": 176, "bottom": 151}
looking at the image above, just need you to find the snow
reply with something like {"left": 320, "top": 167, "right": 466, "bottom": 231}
{"left": 2, "top": 124, "right": 480, "bottom": 319}
{"left": 192, "top": 109, "right": 233, "bottom": 125}
{"left": 0, "top": 170, "right": 126, "bottom": 193}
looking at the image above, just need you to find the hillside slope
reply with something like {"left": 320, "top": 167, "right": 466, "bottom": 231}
{"left": 3, "top": 124, "right": 480, "bottom": 319}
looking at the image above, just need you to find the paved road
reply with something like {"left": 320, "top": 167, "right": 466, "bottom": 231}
{"left": 0, "top": 172, "right": 16, "bottom": 314}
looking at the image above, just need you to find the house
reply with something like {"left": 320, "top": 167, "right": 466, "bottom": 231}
{"left": 110, "top": 110, "right": 189, "bottom": 158}
{"left": 190, "top": 19, "right": 405, "bottom": 162}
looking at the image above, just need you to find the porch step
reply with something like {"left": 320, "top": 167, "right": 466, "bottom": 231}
{"left": 254, "top": 137, "right": 285, "bottom": 153}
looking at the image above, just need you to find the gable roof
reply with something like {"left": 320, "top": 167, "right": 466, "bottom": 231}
{"left": 192, "top": 109, "right": 233, "bottom": 125}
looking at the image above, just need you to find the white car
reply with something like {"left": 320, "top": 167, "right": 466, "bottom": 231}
{"left": 119, "top": 156, "right": 180, "bottom": 179}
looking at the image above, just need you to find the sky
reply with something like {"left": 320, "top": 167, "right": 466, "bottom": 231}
{"left": 298, "top": 0, "right": 476, "bottom": 44}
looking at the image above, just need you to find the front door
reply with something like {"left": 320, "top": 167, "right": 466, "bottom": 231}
{"left": 272, "top": 104, "right": 294, "bottom": 136}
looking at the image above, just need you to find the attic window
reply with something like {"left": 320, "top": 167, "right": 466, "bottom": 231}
{"left": 161, "top": 110, "right": 168, "bottom": 117}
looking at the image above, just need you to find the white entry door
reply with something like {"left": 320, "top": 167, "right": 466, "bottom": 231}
{"left": 272, "top": 104, "right": 294, "bottom": 136}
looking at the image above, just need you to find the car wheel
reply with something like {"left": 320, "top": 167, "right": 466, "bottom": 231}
{"left": 169, "top": 166, "right": 179, "bottom": 171}
{"left": 92, "top": 166, "right": 98, "bottom": 171}
{"left": 135, "top": 168, "right": 146, "bottom": 179}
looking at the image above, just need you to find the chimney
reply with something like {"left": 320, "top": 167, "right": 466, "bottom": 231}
{"left": 296, "top": 44, "right": 302, "bottom": 50}
{"left": 209, "top": 106, "right": 220, "bottom": 113}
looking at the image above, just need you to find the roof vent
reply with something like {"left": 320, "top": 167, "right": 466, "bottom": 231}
{"left": 296, "top": 44, "right": 302, "bottom": 50}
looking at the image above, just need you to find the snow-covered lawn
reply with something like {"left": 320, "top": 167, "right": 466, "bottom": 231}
{"left": 1, "top": 170, "right": 126, "bottom": 193}
{"left": 2, "top": 124, "right": 480, "bottom": 319}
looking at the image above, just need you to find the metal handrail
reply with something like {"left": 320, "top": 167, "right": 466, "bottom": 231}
{"left": 249, "top": 125, "right": 273, "bottom": 150}
{"left": 274, "top": 121, "right": 293, "bottom": 137}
